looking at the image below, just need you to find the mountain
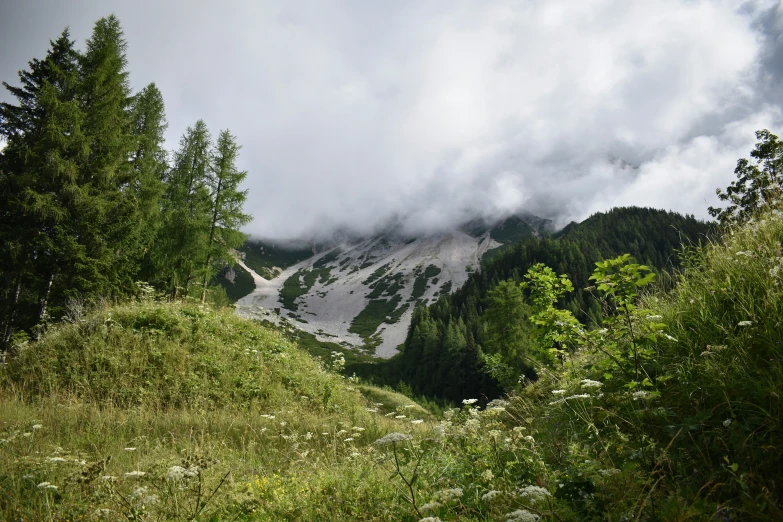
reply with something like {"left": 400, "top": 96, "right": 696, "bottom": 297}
{"left": 234, "top": 214, "right": 553, "bottom": 357}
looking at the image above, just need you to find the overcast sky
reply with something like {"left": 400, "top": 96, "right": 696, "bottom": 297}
{"left": 2, "top": 1, "right": 782, "bottom": 239}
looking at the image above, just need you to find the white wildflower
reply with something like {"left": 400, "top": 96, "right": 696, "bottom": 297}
{"left": 365, "top": 408, "right": 379, "bottom": 413}
{"left": 646, "top": 315, "right": 663, "bottom": 320}
{"left": 487, "top": 399, "right": 509, "bottom": 409}
{"left": 418, "top": 517, "right": 442, "bottom": 522}
{"left": 260, "top": 414, "right": 275, "bottom": 419}
{"left": 374, "top": 433, "right": 413, "bottom": 446}
{"left": 738, "top": 320, "right": 753, "bottom": 327}
{"left": 482, "top": 489, "right": 502, "bottom": 502}
{"left": 124, "top": 470, "right": 146, "bottom": 478}
{"left": 395, "top": 415, "right": 407, "bottom": 419}
{"left": 352, "top": 427, "right": 365, "bottom": 432}
{"left": 124, "top": 447, "right": 136, "bottom": 452}
{"left": 567, "top": 394, "right": 590, "bottom": 400}
{"left": 37, "top": 482, "right": 58, "bottom": 491}
{"left": 663, "top": 334, "right": 678, "bottom": 342}
{"left": 45, "top": 457, "right": 68, "bottom": 463}
{"left": 518, "top": 485, "right": 551, "bottom": 503}
{"left": 434, "top": 487, "right": 463, "bottom": 502}
{"left": 551, "top": 389, "right": 566, "bottom": 395}
{"left": 580, "top": 379, "right": 602, "bottom": 388}
{"left": 723, "top": 418, "right": 732, "bottom": 427}
{"left": 504, "top": 508, "right": 540, "bottom": 522}
{"left": 100, "top": 476, "right": 117, "bottom": 481}
{"left": 344, "top": 437, "right": 354, "bottom": 442}
{"left": 481, "top": 469, "right": 494, "bottom": 481}
{"left": 31, "top": 424, "right": 43, "bottom": 431}
{"left": 411, "top": 419, "right": 424, "bottom": 424}
{"left": 632, "top": 391, "right": 649, "bottom": 399}
{"left": 462, "top": 398, "right": 478, "bottom": 405}
{"left": 420, "top": 501, "right": 442, "bottom": 512}
{"left": 524, "top": 435, "right": 535, "bottom": 442}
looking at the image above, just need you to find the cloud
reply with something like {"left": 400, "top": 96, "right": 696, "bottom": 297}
{"left": 1, "top": 0, "right": 782, "bottom": 238}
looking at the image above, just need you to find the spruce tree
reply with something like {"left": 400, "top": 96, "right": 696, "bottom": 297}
{"left": 76, "top": 15, "right": 139, "bottom": 296}
{"left": 0, "top": 29, "right": 86, "bottom": 342}
{"left": 199, "top": 129, "right": 251, "bottom": 302}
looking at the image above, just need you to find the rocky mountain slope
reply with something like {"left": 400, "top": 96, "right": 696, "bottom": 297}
{"left": 235, "top": 214, "right": 552, "bottom": 357}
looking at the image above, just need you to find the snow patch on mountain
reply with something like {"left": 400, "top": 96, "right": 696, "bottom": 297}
{"left": 236, "top": 229, "right": 500, "bottom": 358}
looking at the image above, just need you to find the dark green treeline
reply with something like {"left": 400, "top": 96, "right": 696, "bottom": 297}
{"left": 390, "top": 207, "right": 712, "bottom": 402}
{"left": 0, "top": 16, "right": 250, "bottom": 346}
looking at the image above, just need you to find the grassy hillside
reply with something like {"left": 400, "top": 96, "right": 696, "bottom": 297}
{"left": 0, "top": 299, "right": 436, "bottom": 521}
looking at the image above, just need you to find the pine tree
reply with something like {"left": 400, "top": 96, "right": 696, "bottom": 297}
{"left": 199, "top": 129, "right": 251, "bottom": 302}
{"left": 130, "top": 83, "right": 168, "bottom": 279}
{"left": 0, "top": 28, "right": 85, "bottom": 342}
{"left": 157, "top": 120, "right": 212, "bottom": 298}
{"left": 75, "top": 15, "right": 139, "bottom": 296}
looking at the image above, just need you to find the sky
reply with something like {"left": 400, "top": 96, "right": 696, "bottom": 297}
{"left": 1, "top": 0, "right": 782, "bottom": 239}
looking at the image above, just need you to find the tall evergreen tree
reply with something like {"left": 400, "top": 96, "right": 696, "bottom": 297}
{"left": 75, "top": 15, "right": 139, "bottom": 296}
{"left": 0, "top": 28, "right": 86, "bottom": 342}
{"left": 199, "top": 129, "right": 251, "bottom": 303}
{"left": 130, "top": 83, "right": 168, "bottom": 278}
{"left": 157, "top": 120, "right": 212, "bottom": 298}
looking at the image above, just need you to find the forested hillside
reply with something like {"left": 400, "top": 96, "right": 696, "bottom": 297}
{"left": 390, "top": 207, "right": 712, "bottom": 401}
{"left": 0, "top": 16, "right": 250, "bottom": 348}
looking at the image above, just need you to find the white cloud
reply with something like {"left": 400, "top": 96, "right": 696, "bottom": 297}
{"left": 1, "top": 0, "right": 781, "bottom": 237}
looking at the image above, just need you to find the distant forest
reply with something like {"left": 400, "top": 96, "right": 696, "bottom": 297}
{"left": 0, "top": 16, "right": 250, "bottom": 346}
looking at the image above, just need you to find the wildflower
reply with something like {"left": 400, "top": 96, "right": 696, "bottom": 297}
{"left": 260, "top": 414, "right": 275, "bottom": 419}
{"left": 374, "top": 433, "right": 413, "bottom": 446}
{"left": 646, "top": 315, "right": 663, "bottom": 320}
{"left": 418, "top": 518, "right": 442, "bottom": 522}
{"left": 365, "top": 408, "right": 379, "bottom": 413}
{"left": 411, "top": 419, "right": 424, "bottom": 424}
{"left": 518, "top": 485, "right": 551, "bottom": 503}
{"left": 124, "top": 471, "right": 146, "bottom": 478}
{"left": 124, "top": 447, "right": 137, "bottom": 451}
{"left": 344, "top": 437, "right": 354, "bottom": 442}
{"left": 482, "top": 489, "right": 502, "bottom": 502}
{"left": 100, "top": 476, "right": 118, "bottom": 481}
{"left": 167, "top": 465, "right": 199, "bottom": 480}
{"left": 580, "top": 379, "right": 602, "bottom": 388}
{"left": 738, "top": 320, "right": 753, "bottom": 327}
{"left": 663, "top": 334, "right": 678, "bottom": 342}
{"left": 305, "top": 432, "right": 313, "bottom": 440}
{"left": 31, "top": 424, "right": 43, "bottom": 431}
{"left": 723, "top": 418, "right": 732, "bottom": 427}
{"left": 524, "top": 436, "right": 535, "bottom": 442}
{"left": 567, "top": 394, "right": 590, "bottom": 400}
{"left": 632, "top": 391, "right": 649, "bottom": 399}
{"left": 481, "top": 469, "right": 494, "bottom": 481}
{"left": 395, "top": 414, "right": 406, "bottom": 419}
{"left": 551, "top": 389, "right": 566, "bottom": 395}
{"left": 420, "top": 501, "right": 442, "bottom": 512}
{"left": 37, "top": 482, "right": 58, "bottom": 491}
{"left": 434, "top": 488, "right": 463, "bottom": 502}
{"left": 45, "top": 457, "right": 68, "bottom": 463}
{"left": 462, "top": 398, "right": 478, "bottom": 405}
{"left": 352, "top": 427, "right": 365, "bottom": 432}
{"left": 504, "top": 508, "right": 540, "bottom": 522}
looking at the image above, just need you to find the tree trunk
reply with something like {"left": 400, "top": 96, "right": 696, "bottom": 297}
{"left": 2, "top": 272, "right": 24, "bottom": 347}
{"left": 39, "top": 272, "right": 55, "bottom": 323}
{"left": 200, "top": 171, "right": 223, "bottom": 304}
